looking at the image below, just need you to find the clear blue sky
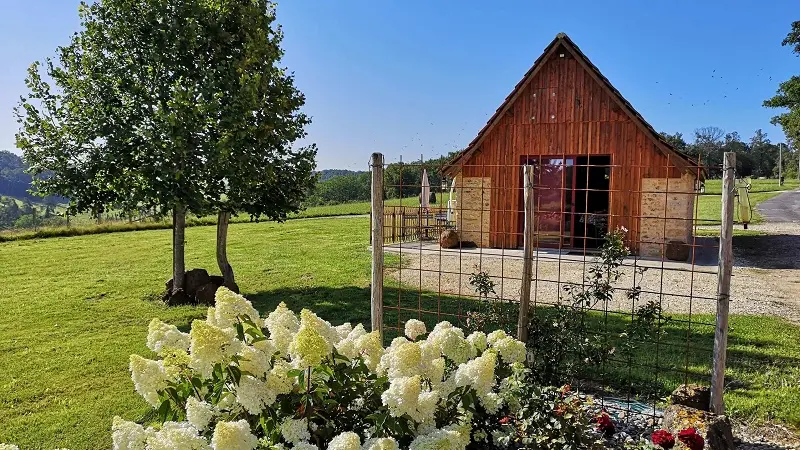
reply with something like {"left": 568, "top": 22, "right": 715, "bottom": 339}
{"left": 1, "top": 1, "right": 797, "bottom": 170}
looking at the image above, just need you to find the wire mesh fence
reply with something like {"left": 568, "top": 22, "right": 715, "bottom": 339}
{"left": 371, "top": 149, "right": 728, "bottom": 426}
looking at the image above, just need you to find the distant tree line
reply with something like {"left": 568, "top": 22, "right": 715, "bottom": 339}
{"left": 306, "top": 152, "right": 459, "bottom": 206}
{"left": 661, "top": 128, "right": 795, "bottom": 179}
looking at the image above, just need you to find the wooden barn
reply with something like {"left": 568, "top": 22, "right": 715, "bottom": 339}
{"left": 443, "top": 33, "right": 702, "bottom": 258}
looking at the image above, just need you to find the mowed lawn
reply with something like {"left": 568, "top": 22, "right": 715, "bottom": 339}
{"left": 1, "top": 216, "right": 800, "bottom": 448}
{"left": 695, "top": 178, "right": 800, "bottom": 226}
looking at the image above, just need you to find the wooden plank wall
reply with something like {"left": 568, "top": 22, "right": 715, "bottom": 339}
{"left": 461, "top": 46, "right": 684, "bottom": 249}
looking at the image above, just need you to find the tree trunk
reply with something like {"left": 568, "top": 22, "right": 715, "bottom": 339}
{"left": 216, "top": 211, "right": 235, "bottom": 288}
{"left": 172, "top": 205, "right": 186, "bottom": 293}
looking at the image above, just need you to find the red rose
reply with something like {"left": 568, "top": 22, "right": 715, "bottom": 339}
{"left": 594, "top": 411, "right": 615, "bottom": 436}
{"left": 499, "top": 416, "right": 510, "bottom": 425}
{"left": 678, "top": 428, "right": 704, "bottom": 450}
{"left": 651, "top": 429, "right": 675, "bottom": 449}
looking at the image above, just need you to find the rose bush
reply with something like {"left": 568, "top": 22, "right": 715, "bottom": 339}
{"left": 113, "top": 287, "right": 533, "bottom": 449}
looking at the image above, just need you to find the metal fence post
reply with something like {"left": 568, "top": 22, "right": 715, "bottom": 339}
{"left": 370, "top": 153, "right": 385, "bottom": 336}
{"left": 711, "top": 152, "right": 735, "bottom": 414}
{"left": 517, "top": 165, "right": 535, "bottom": 341}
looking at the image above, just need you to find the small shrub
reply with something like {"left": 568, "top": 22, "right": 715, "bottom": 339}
{"left": 465, "top": 268, "right": 517, "bottom": 335}
{"left": 526, "top": 228, "right": 669, "bottom": 394}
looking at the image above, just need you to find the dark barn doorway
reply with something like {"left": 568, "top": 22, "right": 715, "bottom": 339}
{"left": 574, "top": 155, "right": 611, "bottom": 249}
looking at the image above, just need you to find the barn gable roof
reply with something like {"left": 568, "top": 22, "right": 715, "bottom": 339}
{"left": 443, "top": 33, "right": 700, "bottom": 178}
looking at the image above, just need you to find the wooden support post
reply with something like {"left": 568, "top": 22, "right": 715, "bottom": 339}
{"left": 370, "top": 153, "right": 385, "bottom": 336}
{"left": 711, "top": 152, "right": 735, "bottom": 414}
{"left": 517, "top": 165, "right": 535, "bottom": 341}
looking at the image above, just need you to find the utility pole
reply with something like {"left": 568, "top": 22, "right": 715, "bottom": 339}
{"left": 779, "top": 143, "right": 783, "bottom": 185}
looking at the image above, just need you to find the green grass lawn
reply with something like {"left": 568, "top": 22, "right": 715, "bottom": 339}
{"left": 695, "top": 178, "right": 800, "bottom": 226}
{"left": 0, "top": 216, "right": 799, "bottom": 448}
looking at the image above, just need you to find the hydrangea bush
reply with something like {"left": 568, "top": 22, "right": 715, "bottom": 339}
{"left": 114, "top": 288, "right": 531, "bottom": 449}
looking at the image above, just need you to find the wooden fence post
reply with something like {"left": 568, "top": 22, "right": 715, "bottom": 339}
{"left": 711, "top": 152, "right": 735, "bottom": 414}
{"left": 370, "top": 153, "right": 385, "bottom": 336}
{"left": 517, "top": 165, "right": 535, "bottom": 341}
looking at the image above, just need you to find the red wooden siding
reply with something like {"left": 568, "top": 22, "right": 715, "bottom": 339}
{"left": 459, "top": 48, "right": 685, "bottom": 249}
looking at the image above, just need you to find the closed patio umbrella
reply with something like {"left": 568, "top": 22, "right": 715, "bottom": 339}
{"left": 420, "top": 169, "right": 430, "bottom": 211}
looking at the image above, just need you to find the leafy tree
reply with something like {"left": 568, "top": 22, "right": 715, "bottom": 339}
{"left": 659, "top": 132, "right": 688, "bottom": 153}
{"left": 764, "top": 21, "right": 800, "bottom": 147}
{"left": 16, "top": 0, "right": 315, "bottom": 297}
{"left": 310, "top": 172, "right": 371, "bottom": 205}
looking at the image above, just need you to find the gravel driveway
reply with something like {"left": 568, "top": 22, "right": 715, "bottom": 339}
{"left": 385, "top": 226, "right": 800, "bottom": 323}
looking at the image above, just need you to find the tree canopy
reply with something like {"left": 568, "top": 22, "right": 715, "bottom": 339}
{"left": 15, "top": 0, "right": 316, "bottom": 294}
{"left": 764, "top": 21, "right": 800, "bottom": 147}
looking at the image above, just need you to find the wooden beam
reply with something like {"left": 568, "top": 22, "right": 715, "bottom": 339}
{"left": 370, "top": 153, "right": 385, "bottom": 336}
{"left": 711, "top": 152, "right": 735, "bottom": 414}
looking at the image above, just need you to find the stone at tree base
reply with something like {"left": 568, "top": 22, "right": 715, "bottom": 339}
{"left": 195, "top": 283, "right": 219, "bottom": 306}
{"left": 166, "top": 268, "right": 240, "bottom": 305}
{"left": 665, "top": 240, "right": 690, "bottom": 261}
{"left": 439, "top": 230, "right": 460, "bottom": 249}
{"left": 184, "top": 268, "right": 212, "bottom": 297}
{"left": 663, "top": 404, "right": 736, "bottom": 450}
{"left": 671, "top": 384, "right": 711, "bottom": 411}
{"left": 165, "top": 288, "right": 189, "bottom": 307}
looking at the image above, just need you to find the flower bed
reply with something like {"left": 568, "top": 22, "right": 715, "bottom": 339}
{"left": 112, "top": 287, "right": 603, "bottom": 449}
{"left": 1, "top": 287, "right": 714, "bottom": 449}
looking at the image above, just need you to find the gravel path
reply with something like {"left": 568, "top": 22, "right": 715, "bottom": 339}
{"left": 385, "top": 224, "right": 800, "bottom": 323}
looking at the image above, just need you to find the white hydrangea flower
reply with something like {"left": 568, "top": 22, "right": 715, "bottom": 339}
{"left": 479, "top": 391, "right": 503, "bottom": 414}
{"left": 264, "top": 302, "right": 300, "bottom": 355}
{"left": 404, "top": 319, "right": 427, "bottom": 340}
{"left": 362, "top": 437, "right": 399, "bottom": 450}
{"left": 382, "top": 376, "right": 439, "bottom": 422}
{"left": 415, "top": 389, "right": 440, "bottom": 424}
{"left": 265, "top": 359, "right": 294, "bottom": 397}
{"left": 235, "top": 375, "right": 276, "bottom": 414}
{"left": 129, "top": 355, "right": 168, "bottom": 407}
{"left": 335, "top": 323, "right": 368, "bottom": 359}
{"left": 328, "top": 432, "right": 360, "bottom": 450}
{"left": 189, "top": 320, "right": 242, "bottom": 378}
{"left": 214, "top": 288, "right": 260, "bottom": 328}
{"left": 112, "top": 417, "right": 153, "bottom": 450}
{"left": 253, "top": 338, "right": 277, "bottom": 359}
{"left": 237, "top": 345, "right": 271, "bottom": 378}
{"left": 185, "top": 397, "right": 215, "bottom": 432}
{"left": 335, "top": 322, "right": 353, "bottom": 339}
{"left": 486, "top": 329, "right": 508, "bottom": 346}
{"left": 299, "top": 309, "right": 340, "bottom": 347}
{"left": 289, "top": 322, "right": 332, "bottom": 369}
{"left": 279, "top": 418, "right": 310, "bottom": 444}
{"left": 466, "top": 331, "right": 488, "bottom": 353}
{"left": 147, "top": 318, "right": 191, "bottom": 353}
{"left": 0, "top": 445, "right": 19, "bottom": 450}
{"left": 408, "top": 426, "right": 469, "bottom": 450}
{"left": 355, "top": 330, "right": 384, "bottom": 372}
{"left": 492, "top": 336, "right": 526, "bottom": 364}
{"left": 381, "top": 375, "right": 421, "bottom": 419}
{"left": 293, "top": 443, "right": 317, "bottom": 450}
{"left": 206, "top": 307, "right": 219, "bottom": 327}
{"left": 146, "top": 421, "right": 210, "bottom": 450}
{"left": 377, "top": 339, "right": 421, "bottom": 379}
{"left": 453, "top": 351, "right": 496, "bottom": 397}
{"left": 426, "top": 325, "right": 473, "bottom": 364}
{"left": 211, "top": 420, "right": 258, "bottom": 450}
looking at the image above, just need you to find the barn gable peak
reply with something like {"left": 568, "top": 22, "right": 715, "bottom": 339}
{"left": 443, "top": 33, "right": 697, "bottom": 177}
